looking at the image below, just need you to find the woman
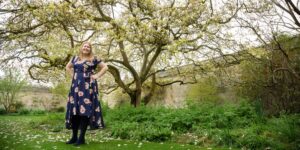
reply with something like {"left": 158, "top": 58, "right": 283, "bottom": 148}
{"left": 65, "top": 42, "right": 108, "bottom": 146}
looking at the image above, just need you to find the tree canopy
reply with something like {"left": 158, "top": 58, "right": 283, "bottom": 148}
{"left": 0, "top": 0, "right": 242, "bottom": 106}
{"left": 0, "top": 0, "right": 299, "bottom": 107}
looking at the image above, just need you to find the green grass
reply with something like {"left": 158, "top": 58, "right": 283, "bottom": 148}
{"left": 0, "top": 114, "right": 228, "bottom": 150}
{"left": 1, "top": 102, "right": 298, "bottom": 150}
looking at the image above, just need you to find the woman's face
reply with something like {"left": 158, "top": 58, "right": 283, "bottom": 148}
{"left": 81, "top": 43, "right": 91, "bottom": 55}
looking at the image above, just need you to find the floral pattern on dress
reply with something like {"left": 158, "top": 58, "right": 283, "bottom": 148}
{"left": 65, "top": 56, "right": 105, "bottom": 130}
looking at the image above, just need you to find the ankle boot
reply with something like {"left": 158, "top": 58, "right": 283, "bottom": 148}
{"left": 73, "top": 135, "right": 85, "bottom": 146}
{"left": 66, "top": 115, "right": 80, "bottom": 144}
{"left": 74, "top": 116, "right": 88, "bottom": 146}
{"left": 66, "top": 135, "right": 77, "bottom": 144}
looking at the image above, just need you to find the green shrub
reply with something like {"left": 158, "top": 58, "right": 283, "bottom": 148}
{"left": 236, "top": 132, "right": 271, "bottom": 149}
{"left": 13, "top": 101, "right": 25, "bottom": 112}
{"left": 104, "top": 100, "right": 298, "bottom": 149}
{"left": 56, "top": 106, "right": 65, "bottom": 112}
{"left": 137, "top": 123, "right": 171, "bottom": 141}
{"left": 110, "top": 121, "right": 171, "bottom": 141}
{"left": 159, "top": 109, "right": 195, "bottom": 133}
{"left": 269, "top": 114, "right": 300, "bottom": 143}
{"left": 212, "top": 129, "right": 236, "bottom": 147}
{"left": 50, "top": 106, "right": 65, "bottom": 113}
{"left": 0, "top": 107, "right": 7, "bottom": 115}
{"left": 110, "top": 122, "right": 138, "bottom": 139}
{"left": 17, "top": 108, "right": 30, "bottom": 115}
{"left": 31, "top": 109, "right": 46, "bottom": 115}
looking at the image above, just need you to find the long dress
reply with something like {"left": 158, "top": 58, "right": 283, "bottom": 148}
{"left": 65, "top": 56, "right": 105, "bottom": 130}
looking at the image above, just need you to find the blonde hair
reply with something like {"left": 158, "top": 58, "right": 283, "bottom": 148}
{"left": 78, "top": 42, "right": 94, "bottom": 62}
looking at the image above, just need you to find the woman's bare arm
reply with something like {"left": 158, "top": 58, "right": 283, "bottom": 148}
{"left": 65, "top": 57, "right": 74, "bottom": 77}
{"left": 90, "top": 59, "right": 108, "bottom": 82}
{"left": 94, "top": 61, "right": 108, "bottom": 79}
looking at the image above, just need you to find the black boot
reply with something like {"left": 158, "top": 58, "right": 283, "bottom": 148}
{"left": 66, "top": 115, "right": 80, "bottom": 144}
{"left": 66, "top": 135, "right": 77, "bottom": 144}
{"left": 74, "top": 116, "right": 88, "bottom": 146}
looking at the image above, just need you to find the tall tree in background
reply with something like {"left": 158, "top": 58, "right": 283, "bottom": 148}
{"left": 232, "top": 0, "right": 300, "bottom": 113}
{"left": 0, "top": 0, "right": 241, "bottom": 107}
{"left": 271, "top": 0, "right": 300, "bottom": 29}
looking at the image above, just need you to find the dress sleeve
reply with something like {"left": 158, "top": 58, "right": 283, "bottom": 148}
{"left": 94, "top": 56, "right": 102, "bottom": 66}
{"left": 71, "top": 56, "right": 76, "bottom": 64}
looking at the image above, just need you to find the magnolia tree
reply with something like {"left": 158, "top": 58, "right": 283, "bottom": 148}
{"left": 0, "top": 0, "right": 241, "bottom": 107}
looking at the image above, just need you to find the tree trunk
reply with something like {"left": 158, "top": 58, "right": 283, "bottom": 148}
{"left": 142, "top": 74, "right": 156, "bottom": 105}
{"left": 130, "top": 89, "right": 142, "bottom": 107}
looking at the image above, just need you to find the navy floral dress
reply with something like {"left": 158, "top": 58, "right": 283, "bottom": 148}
{"left": 65, "top": 56, "right": 105, "bottom": 130}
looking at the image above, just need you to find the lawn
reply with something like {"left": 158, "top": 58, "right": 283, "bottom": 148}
{"left": 1, "top": 102, "right": 299, "bottom": 150}
{"left": 0, "top": 114, "right": 228, "bottom": 150}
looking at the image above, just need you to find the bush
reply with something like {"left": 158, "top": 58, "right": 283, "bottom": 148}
{"left": 0, "top": 99, "right": 295, "bottom": 149}
{"left": 235, "top": 36, "right": 300, "bottom": 114}
{"left": 236, "top": 132, "right": 271, "bottom": 149}
{"left": 50, "top": 106, "right": 65, "bottom": 113}
{"left": 71, "top": 100, "right": 298, "bottom": 149}
{"left": 269, "top": 114, "right": 300, "bottom": 143}
{"left": 110, "top": 122, "right": 138, "bottom": 139}
{"left": 0, "top": 107, "right": 6, "bottom": 115}
{"left": 17, "top": 108, "right": 30, "bottom": 115}
{"left": 31, "top": 109, "right": 46, "bottom": 115}
{"left": 12, "top": 101, "right": 25, "bottom": 112}
{"left": 0, "top": 69, "right": 26, "bottom": 113}
{"left": 137, "top": 123, "right": 171, "bottom": 141}
{"left": 110, "top": 121, "right": 171, "bottom": 141}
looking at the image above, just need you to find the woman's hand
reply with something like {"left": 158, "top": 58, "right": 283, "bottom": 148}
{"left": 90, "top": 74, "right": 99, "bottom": 83}
{"left": 66, "top": 69, "right": 74, "bottom": 78}
{"left": 90, "top": 61, "right": 108, "bottom": 83}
